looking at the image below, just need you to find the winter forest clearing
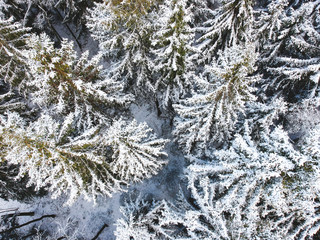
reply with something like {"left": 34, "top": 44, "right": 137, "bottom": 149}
{"left": 0, "top": 0, "right": 320, "bottom": 239}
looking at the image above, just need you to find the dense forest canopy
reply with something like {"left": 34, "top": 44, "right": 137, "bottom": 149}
{"left": 1, "top": 0, "right": 320, "bottom": 239}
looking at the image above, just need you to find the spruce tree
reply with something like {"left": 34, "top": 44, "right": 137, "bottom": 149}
{"left": 115, "top": 194, "right": 187, "bottom": 239}
{"left": 87, "top": 0, "right": 158, "bottom": 94}
{"left": 258, "top": 0, "right": 320, "bottom": 101}
{"left": 174, "top": 44, "right": 257, "bottom": 155}
{"left": 197, "top": 0, "right": 255, "bottom": 63}
{"left": 24, "top": 33, "right": 131, "bottom": 131}
{"left": 152, "top": 0, "right": 195, "bottom": 110}
{"left": 0, "top": 17, "right": 29, "bottom": 89}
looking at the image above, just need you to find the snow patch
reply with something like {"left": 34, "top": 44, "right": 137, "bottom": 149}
{"left": 130, "top": 103, "right": 164, "bottom": 136}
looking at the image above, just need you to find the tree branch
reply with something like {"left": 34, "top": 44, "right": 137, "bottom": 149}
{"left": 91, "top": 224, "right": 108, "bottom": 240}
{"left": 0, "top": 214, "right": 56, "bottom": 234}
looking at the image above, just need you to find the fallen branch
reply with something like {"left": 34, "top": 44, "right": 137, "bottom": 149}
{"left": 2, "top": 211, "right": 35, "bottom": 218}
{"left": 0, "top": 214, "right": 56, "bottom": 234}
{"left": 91, "top": 224, "right": 108, "bottom": 240}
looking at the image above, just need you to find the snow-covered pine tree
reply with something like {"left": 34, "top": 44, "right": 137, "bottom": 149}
{"left": 196, "top": 0, "right": 255, "bottom": 63}
{"left": 258, "top": 0, "right": 320, "bottom": 101}
{"left": 0, "top": 112, "right": 168, "bottom": 204}
{"left": 256, "top": 0, "right": 288, "bottom": 46}
{"left": 0, "top": 17, "right": 30, "bottom": 115}
{"left": 151, "top": 0, "right": 195, "bottom": 110}
{"left": 87, "top": 0, "right": 157, "bottom": 95}
{"left": 188, "top": 0, "right": 215, "bottom": 25}
{"left": 180, "top": 110, "right": 320, "bottom": 239}
{"left": 115, "top": 194, "right": 163, "bottom": 240}
{"left": 0, "top": 17, "right": 29, "bottom": 88}
{"left": 239, "top": 99, "right": 288, "bottom": 145}
{"left": 102, "top": 119, "right": 169, "bottom": 183}
{"left": 174, "top": 44, "right": 257, "bottom": 156}
{"left": 115, "top": 193, "right": 187, "bottom": 240}
{"left": 24, "top": 33, "right": 131, "bottom": 131}
{"left": 0, "top": 112, "right": 121, "bottom": 204}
